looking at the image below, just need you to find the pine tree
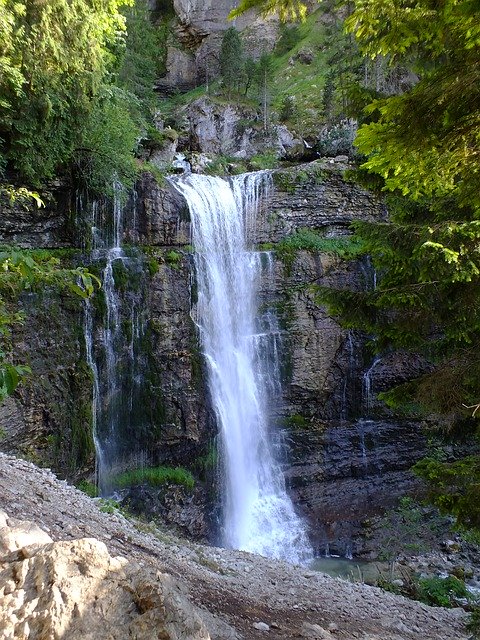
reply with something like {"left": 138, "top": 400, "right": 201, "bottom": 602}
{"left": 219, "top": 27, "right": 244, "bottom": 98}
{"left": 256, "top": 53, "right": 274, "bottom": 131}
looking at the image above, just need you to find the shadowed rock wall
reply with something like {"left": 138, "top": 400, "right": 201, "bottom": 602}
{"left": 0, "top": 161, "right": 428, "bottom": 553}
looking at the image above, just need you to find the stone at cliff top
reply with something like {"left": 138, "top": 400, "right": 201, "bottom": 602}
{"left": 0, "top": 509, "right": 210, "bottom": 640}
{"left": 184, "top": 97, "right": 304, "bottom": 160}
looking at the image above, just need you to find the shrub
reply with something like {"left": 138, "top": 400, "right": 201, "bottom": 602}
{"left": 114, "top": 465, "right": 195, "bottom": 490}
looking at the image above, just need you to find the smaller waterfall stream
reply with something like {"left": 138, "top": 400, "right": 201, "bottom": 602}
{"left": 172, "top": 172, "right": 312, "bottom": 563}
{"left": 83, "top": 183, "right": 148, "bottom": 494}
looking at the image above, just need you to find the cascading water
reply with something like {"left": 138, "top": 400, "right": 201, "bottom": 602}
{"left": 83, "top": 182, "right": 148, "bottom": 494}
{"left": 362, "top": 355, "right": 381, "bottom": 415}
{"left": 171, "top": 172, "right": 312, "bottom": 563}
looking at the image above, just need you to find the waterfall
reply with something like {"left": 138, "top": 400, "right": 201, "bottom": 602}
{"left": 83, "top": 182, "right": 147, "bottom": 495}
{"left": 362, "top": 356, "right": 381, "bottom": 415}
{"left": 171, "top": 172, "right": 312, "bottom": 564}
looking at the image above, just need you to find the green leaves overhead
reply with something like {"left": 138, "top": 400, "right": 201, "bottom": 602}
{"left": 0, "top": 0, "right": 132, "bottom": 182}
{"left": 347, "top": 0, "right": 480, "bottom": 214}
{"left": 329, "top": 0, "right": 480, "bottom": 418}
{"left": 0, "top": 0, "right": 161, "bottom": 194}
{"left": 0, "top": 248, "right": 100, "bottom": 402}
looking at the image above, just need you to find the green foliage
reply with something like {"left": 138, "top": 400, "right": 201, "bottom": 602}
{"left": 117, "top": 0, "right": 161, "bottom": 108}
{"left": 376, "top": 497, "right": 433, "bottom": 566}
{"left": 277, "top": 229, "right": 364, "bottom": 272}
{"left": 275, "top": 25, "right": 303, "bottom": 55}
{"left": 283, "top": 414, "right": 308, "bottom": 429}
{"left": 467, "top": 606, "right": 480, "bottom": 639}
{"left": 0, "top": 0, "right": 131, "bottom": 183}
{"left": 256, "top": 53, "right": 274, "bottom": 131}
{"left": 220, "top": 27, "right": 244, "bottom": 98}
{"left": 0, "top": 185, "right": 43, "bottom": 207}
{"left": 229, "top": 0, "right": 307, "bottom": 22}
{"left": 415, "top": 576, "right": 471, "bottom": 608}
{"left": 165, "top": 250, "right": 182, "bottom": 269}
{"left": 194, "top": 443, "right": 218, "bottom": 481}
{"left": 146, "top": 256, "right": 159, "bottom": 277}
{"left": 114, "top": 465, "right": 195, "bottom": 490}
{"left": 74, "top": 87, "right": 140, "bottom": 195}
{"left": 0, "top": 0, "right": 163, "bottom": 196}
{"left": 99, "top": 498, "right": 122, "bottom": 514}
{"left": 279, "top": 95, "right": 298, "bottom": 123}
{"left": 76, "top": 479, "right": 99, "bottom": 498}
{"left": 345, "top": 0, "right": 480, "bottom": 212}
{"left": 248, "top": 150, "right": 278, "bottom": 171}
{"left": 413, "top": 457, "right": 480, "bottom": 529}
{"left": 315, "top": 0, "right": 480, "bottom": 426}
{"left": 0, "top": 248, "right": 99, "bottom": 402}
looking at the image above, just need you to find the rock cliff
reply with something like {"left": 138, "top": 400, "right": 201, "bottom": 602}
{"left": 0, "top": 160, "right": 430, "bottom": 554}
{"left": 156, "top": 0, "right": 279, "bottom": 93}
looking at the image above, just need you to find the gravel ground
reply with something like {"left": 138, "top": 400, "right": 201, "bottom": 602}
{"left": 0, "top": 453, "right": 469, "bottom": 640}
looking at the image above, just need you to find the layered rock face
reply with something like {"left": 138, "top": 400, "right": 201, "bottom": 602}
{"left": 0, "top": 289, "right": 93, "bottom": 476}
{"left": 0, "top": 160, "right": 428, "bottom": 554}
{"left": 128, "top": 161, "right": 428, "bottom": 553}
{"left": 157, "top": 0, "right": 278, "bottom": 93}
{"left": 0, "top": 188, "right": 75, "bottom": 248}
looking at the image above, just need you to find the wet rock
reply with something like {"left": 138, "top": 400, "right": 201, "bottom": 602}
{"left": 120, "top": 484, "right": 209, "bottom": 540}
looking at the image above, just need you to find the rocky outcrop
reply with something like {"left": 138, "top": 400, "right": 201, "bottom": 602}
{"left": 0, "top": 187, "right": 75, "bottom": 248}
{"left": 0, "top": 510, "right": 210, "bottom": 640}
{"left": 183, "top": 97, "right": 304, "bottom": 160}
{"left": 0, "top": 290, "right": 93, "bottom": 477}
{"left": 157, "top": 0, "right": 279, "bottom": 93}
{"left": 146, "top": 249, "right": 213, "bottom": 467}
{"left": 121, "top": 484, "right": 209, "bottom": 539}
{"left": 0, "top": 160, "right": 430, "bottom": 554}
{"left": 286, "top": 418, "right": 427, "bottom": 556}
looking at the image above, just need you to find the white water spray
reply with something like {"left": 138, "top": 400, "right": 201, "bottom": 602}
{"left": 172, "top": 172, "right": 312, "bottom": 563}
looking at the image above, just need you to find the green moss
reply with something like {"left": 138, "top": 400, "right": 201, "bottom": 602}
{"left": 76, "top": 479, "right": 98, "bottom": 497}
{"left": 91, "top": 287, "right": 107, "bottom": 319}
{"left": 190, "top": 336, "right": 203, "bottom": 387}
{"left": 257, "top": 242, "right": 275, "bottom": 251}
{"left": 248, "top": 150, "right": 278, "bottom": 171}
{"left": 140, "top": 162, "right": 167, "bottom": 186}
{"left": 204, "top": 155, "right": 238, "bottom": 176}
{"left": 283, "top": 414, "right": 309, "bottom": 429}
{"left": 111, "top": 259, "right": 128, "bottom": 290}
{"left": 273, "top": 171, "right": 297, "bottom": 193}
{"left": 122, "top": 318, "right": 133, "bottom": 343}
{"left": 113, "top": 465, "right": 195, "bottom": 490}
{"left": 147, "top": 256, "right": 159, "bottom": 276}
{"left": 277, "top": 229, "right": 365, "bottom": 274}
{"left": 194, "top": 444, "right": 218, "bottom": 473}
{"left": 165, "top": 250, "right": 181, "bottom": 269}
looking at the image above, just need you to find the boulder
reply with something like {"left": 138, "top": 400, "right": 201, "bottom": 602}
{"left": 0, "top": 511, "right": 210, "bottom": 640}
